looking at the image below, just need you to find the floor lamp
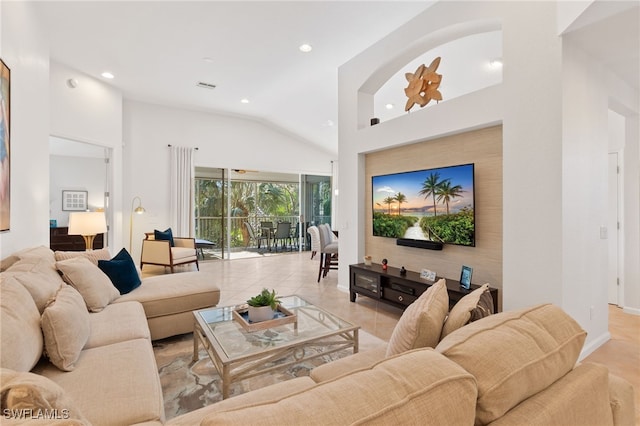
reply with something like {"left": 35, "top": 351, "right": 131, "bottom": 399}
{"left": 68, "top": 211, "right": 107, "bottom": 250}
{"left": 129, "top": 196, "right": 146, "bottom": 251}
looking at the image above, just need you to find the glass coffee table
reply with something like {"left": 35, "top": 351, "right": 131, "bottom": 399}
{"left": 193, "top": 295, "right": 359, "bottom": 399}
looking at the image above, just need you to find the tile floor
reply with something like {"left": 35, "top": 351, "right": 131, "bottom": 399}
{"left": 143, "top": 252, "right": 640, "bottom": 422}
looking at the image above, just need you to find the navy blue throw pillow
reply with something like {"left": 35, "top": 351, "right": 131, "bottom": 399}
{"left": 154, "top": 228, "right": 174, "bottom": 247}
{"left": 98, "top": 248, "right": 141, "bottom": 295}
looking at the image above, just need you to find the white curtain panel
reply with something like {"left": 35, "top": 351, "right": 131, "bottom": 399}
{"left": 170, "top": 146, "right": 195, "bottom": 237}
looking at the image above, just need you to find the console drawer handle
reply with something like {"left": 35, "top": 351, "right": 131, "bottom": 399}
{"left": 398, "top": 295, "right": 403, "bottom": 302}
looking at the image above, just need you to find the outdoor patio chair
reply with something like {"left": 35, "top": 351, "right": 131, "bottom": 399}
{"left": 273, "top": 222, "right": 292, "bottom": 251}
{"left": 244, "top": 222, "right": 268, "bottom": 249}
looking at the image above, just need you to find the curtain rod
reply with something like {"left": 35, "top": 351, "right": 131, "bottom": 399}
{"left": 167, "top": 144, "right": 199, "bottom": 150}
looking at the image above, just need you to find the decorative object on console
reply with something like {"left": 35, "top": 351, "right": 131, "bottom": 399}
{"left": 404, "top": 57, "right": 442, "bottom": 112}
{"left": 364, "top": 255, "right": 372, "bottom": 266}
{"left": 67, "top": 211, "right": 107, "bottom": 250}
{"left": 129, "top": 196, "right": 145, "bottom": 250}
{"left": 62, "top": 190, "right": 88, "bottom": 211}
{"left": 400, "top": 266, "right": 406, "bottom": 275}
{"left": 381, "top": 258, "right": 388, "bottom": 270}
{"left": 420, "top": 268, "right": 436, "bottom": 281}
{"left": 460, "top": 265, "right": 472, "bottom": 289}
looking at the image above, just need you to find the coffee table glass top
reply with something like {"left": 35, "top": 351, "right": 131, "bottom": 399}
{"left": 196, "top": 295, "right": 356, "bottom": 359}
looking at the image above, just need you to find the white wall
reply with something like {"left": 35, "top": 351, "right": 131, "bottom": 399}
{"left": 0, "top": 2, "right": 50, "bottom": 257}
{"left": 562, "top": 41, "right": 610, "bottom": 353}
{"left": 49, "top": 62, "right": 124, "bottom": 253}
{"left": 337, "top": 0, "right": 627, "bottom": 352}
{"left": 49, "top": 155, "right": 106, "bottom": 226}
{"left": 123, "top": 100, "right": 335, "bottom": 260}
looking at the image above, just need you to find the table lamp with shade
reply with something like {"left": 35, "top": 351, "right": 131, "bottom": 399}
{"left": 68, "top": 211, "right": 107, "bottom": 250}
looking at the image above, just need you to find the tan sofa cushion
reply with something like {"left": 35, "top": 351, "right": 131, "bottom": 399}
{"left": 0, "top": 368, "right": 88, "bottom": 424}
{"left": 385, "top": 278, "right": 449, "bottom": 356}
{"left": 199, "top": 348, "right": 477, "bottom": 426}
{"left": 84, "top": 301, "right": 150, "bottom": 349}
{"left": 115, "top": 271, "right": 220, "bottom": 318}
{"left": 3, "top": 258, "right": 65, "bottom": 313}
{"left": 34, "top": 338, "right": 165, "bottom": 426}
{"left": 436, "top": 303, "right": 587, "bottom": 425}
{"left": 54, "top": 248, "right": 112, "bottom": 265}
{"left": 441, "top": 283, "right": 490, "bottom": 338}
{"left": 41, "top": 285, "right": 90, "bottom": 371}
{"left": 0, "top": 276, "right": 44, "bottom": 371}
{"left": 167, "top": 377, "right": 317, "bottom": 425}
{"left": 310, "top": 346, "right": 387, "bottom": 383}
{"left": 56, "top": 257, "right": 120, "bottom": 312}
{"left": 488, "top": 363, "right": 614, "bottom": 426}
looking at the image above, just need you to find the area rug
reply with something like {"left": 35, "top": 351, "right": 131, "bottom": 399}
{"left": 153, "top": 331, "right": 387, "bottom": 420}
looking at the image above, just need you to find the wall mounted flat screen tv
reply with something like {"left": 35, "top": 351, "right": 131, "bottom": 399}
{"left": 372, "top": 163, "right": 475, "bottom": 247}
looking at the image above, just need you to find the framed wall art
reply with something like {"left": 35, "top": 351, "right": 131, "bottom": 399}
{"left": 0, "top": 58, "right": 10, "bottom": 231}
{"left": 62, "top": 190, "right": 88, "bottom": 211}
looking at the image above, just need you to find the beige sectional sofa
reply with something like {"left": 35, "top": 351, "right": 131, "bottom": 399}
{"left": 1, "top": 248, "right": 635, "bottom": 425}
{"left": 0, "top": 246, "right": 219, "bottom": 425}
{"left": 167, "top": 303, "right": 635, "bottom": 426}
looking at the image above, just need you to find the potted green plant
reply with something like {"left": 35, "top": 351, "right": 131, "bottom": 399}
{"left": 246, "top": 288, "right": 281, "bottom": 322}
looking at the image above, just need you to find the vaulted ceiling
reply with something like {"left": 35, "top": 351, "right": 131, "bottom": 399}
{"left": 35, "top": 1, "right": 638, "bottom": 156}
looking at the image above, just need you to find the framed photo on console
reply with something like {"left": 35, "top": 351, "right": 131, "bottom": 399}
{"left": 460, "top": 265, "right": 473, "bottom": 289}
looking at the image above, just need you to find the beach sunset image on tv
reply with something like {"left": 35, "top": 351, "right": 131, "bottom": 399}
{"left": 372, "top": 163, "right": 475, "bottom": 246}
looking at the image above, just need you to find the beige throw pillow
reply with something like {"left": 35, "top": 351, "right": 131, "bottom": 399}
{"left": 3, "top": 258, "right": 66, "bottom": 313}
{"left": 0, "top": 276, "right": 45, "bottom": 372}
{"left": 441, "top": 283, "right": 490, "bottom": 338}
{"left": 385, "top": 278, "right": 449, "bottom": 357}
{"left": 41, "top": 285, "right": 90, "bottom": 371}
{"left": 56, "top": 257, "right": 120, "bottom": 312}
{"left": 54, "top": 248, "right": 111, "bottom": 265}
{"left": 0, "top": 368, "right": 88, "bottom": 424}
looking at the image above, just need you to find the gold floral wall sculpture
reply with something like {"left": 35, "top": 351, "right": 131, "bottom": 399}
{"left": 404, "top": 57, "right": 443, "bottom": 112}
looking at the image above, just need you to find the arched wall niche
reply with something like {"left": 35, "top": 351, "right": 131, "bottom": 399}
{"left": 358, "top": 19, "right": 503, "bottom": 126}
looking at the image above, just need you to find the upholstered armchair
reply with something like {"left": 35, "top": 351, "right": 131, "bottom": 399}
{"left": 140, "top": 232, "right": 199, "bottom": 273}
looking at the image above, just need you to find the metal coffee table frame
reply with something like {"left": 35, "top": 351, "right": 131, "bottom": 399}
{"left": 193, "top": 295, "right": 359, "bottom": 399}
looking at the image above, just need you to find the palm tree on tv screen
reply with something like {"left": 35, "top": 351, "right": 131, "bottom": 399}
{"left": 418, "top": 172, "right": 443, "bottom": 217}
{"left": 395, "top": 192, "right": 407, "bottom": 215}
{"left": 383, "top": 196, "right": 395, "bottom": 214}
{"left": 436, "top": 180, "right": 464, "bottom": 215}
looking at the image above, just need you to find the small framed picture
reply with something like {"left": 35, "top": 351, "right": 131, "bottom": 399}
{"left": 420, "top": 268, "right": 437, "bottom": 282}
{"left": 62, "top": 190, "right": 88, "bottom": 211}
{"left": 460, "top": 265, "right": 473, "bottom": 289}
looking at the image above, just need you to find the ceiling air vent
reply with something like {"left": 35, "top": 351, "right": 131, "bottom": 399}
{"left": 196, "top": 82, "right": 217, "bottom": 90}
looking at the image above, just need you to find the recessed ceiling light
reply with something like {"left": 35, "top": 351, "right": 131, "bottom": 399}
{"left": 240, "top": 98, "right": 250, "bottom": 104}
{"left": 299, "top": 44, "right": 313, "bottom": 53}
{"left": 202, "top": 57, "right": 214, "bottom": 63}
{"left": 101, "top": 71, "right": 114, "bottom": 79}
{"left": 385, "top": 103, "right": 394, "bottom": 110}
{"left": 489, "top": 58, "right": 503, "bottom": 69}
{"left": 323, "top": 120, "right": 334, "bottom": 127}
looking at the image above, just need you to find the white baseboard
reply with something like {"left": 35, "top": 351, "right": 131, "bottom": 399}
{"left": 622, "top": 306, "right": 640, "bottom": 316}
{"left": 579, "top": 331, "right": 611, "bottom": 361}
